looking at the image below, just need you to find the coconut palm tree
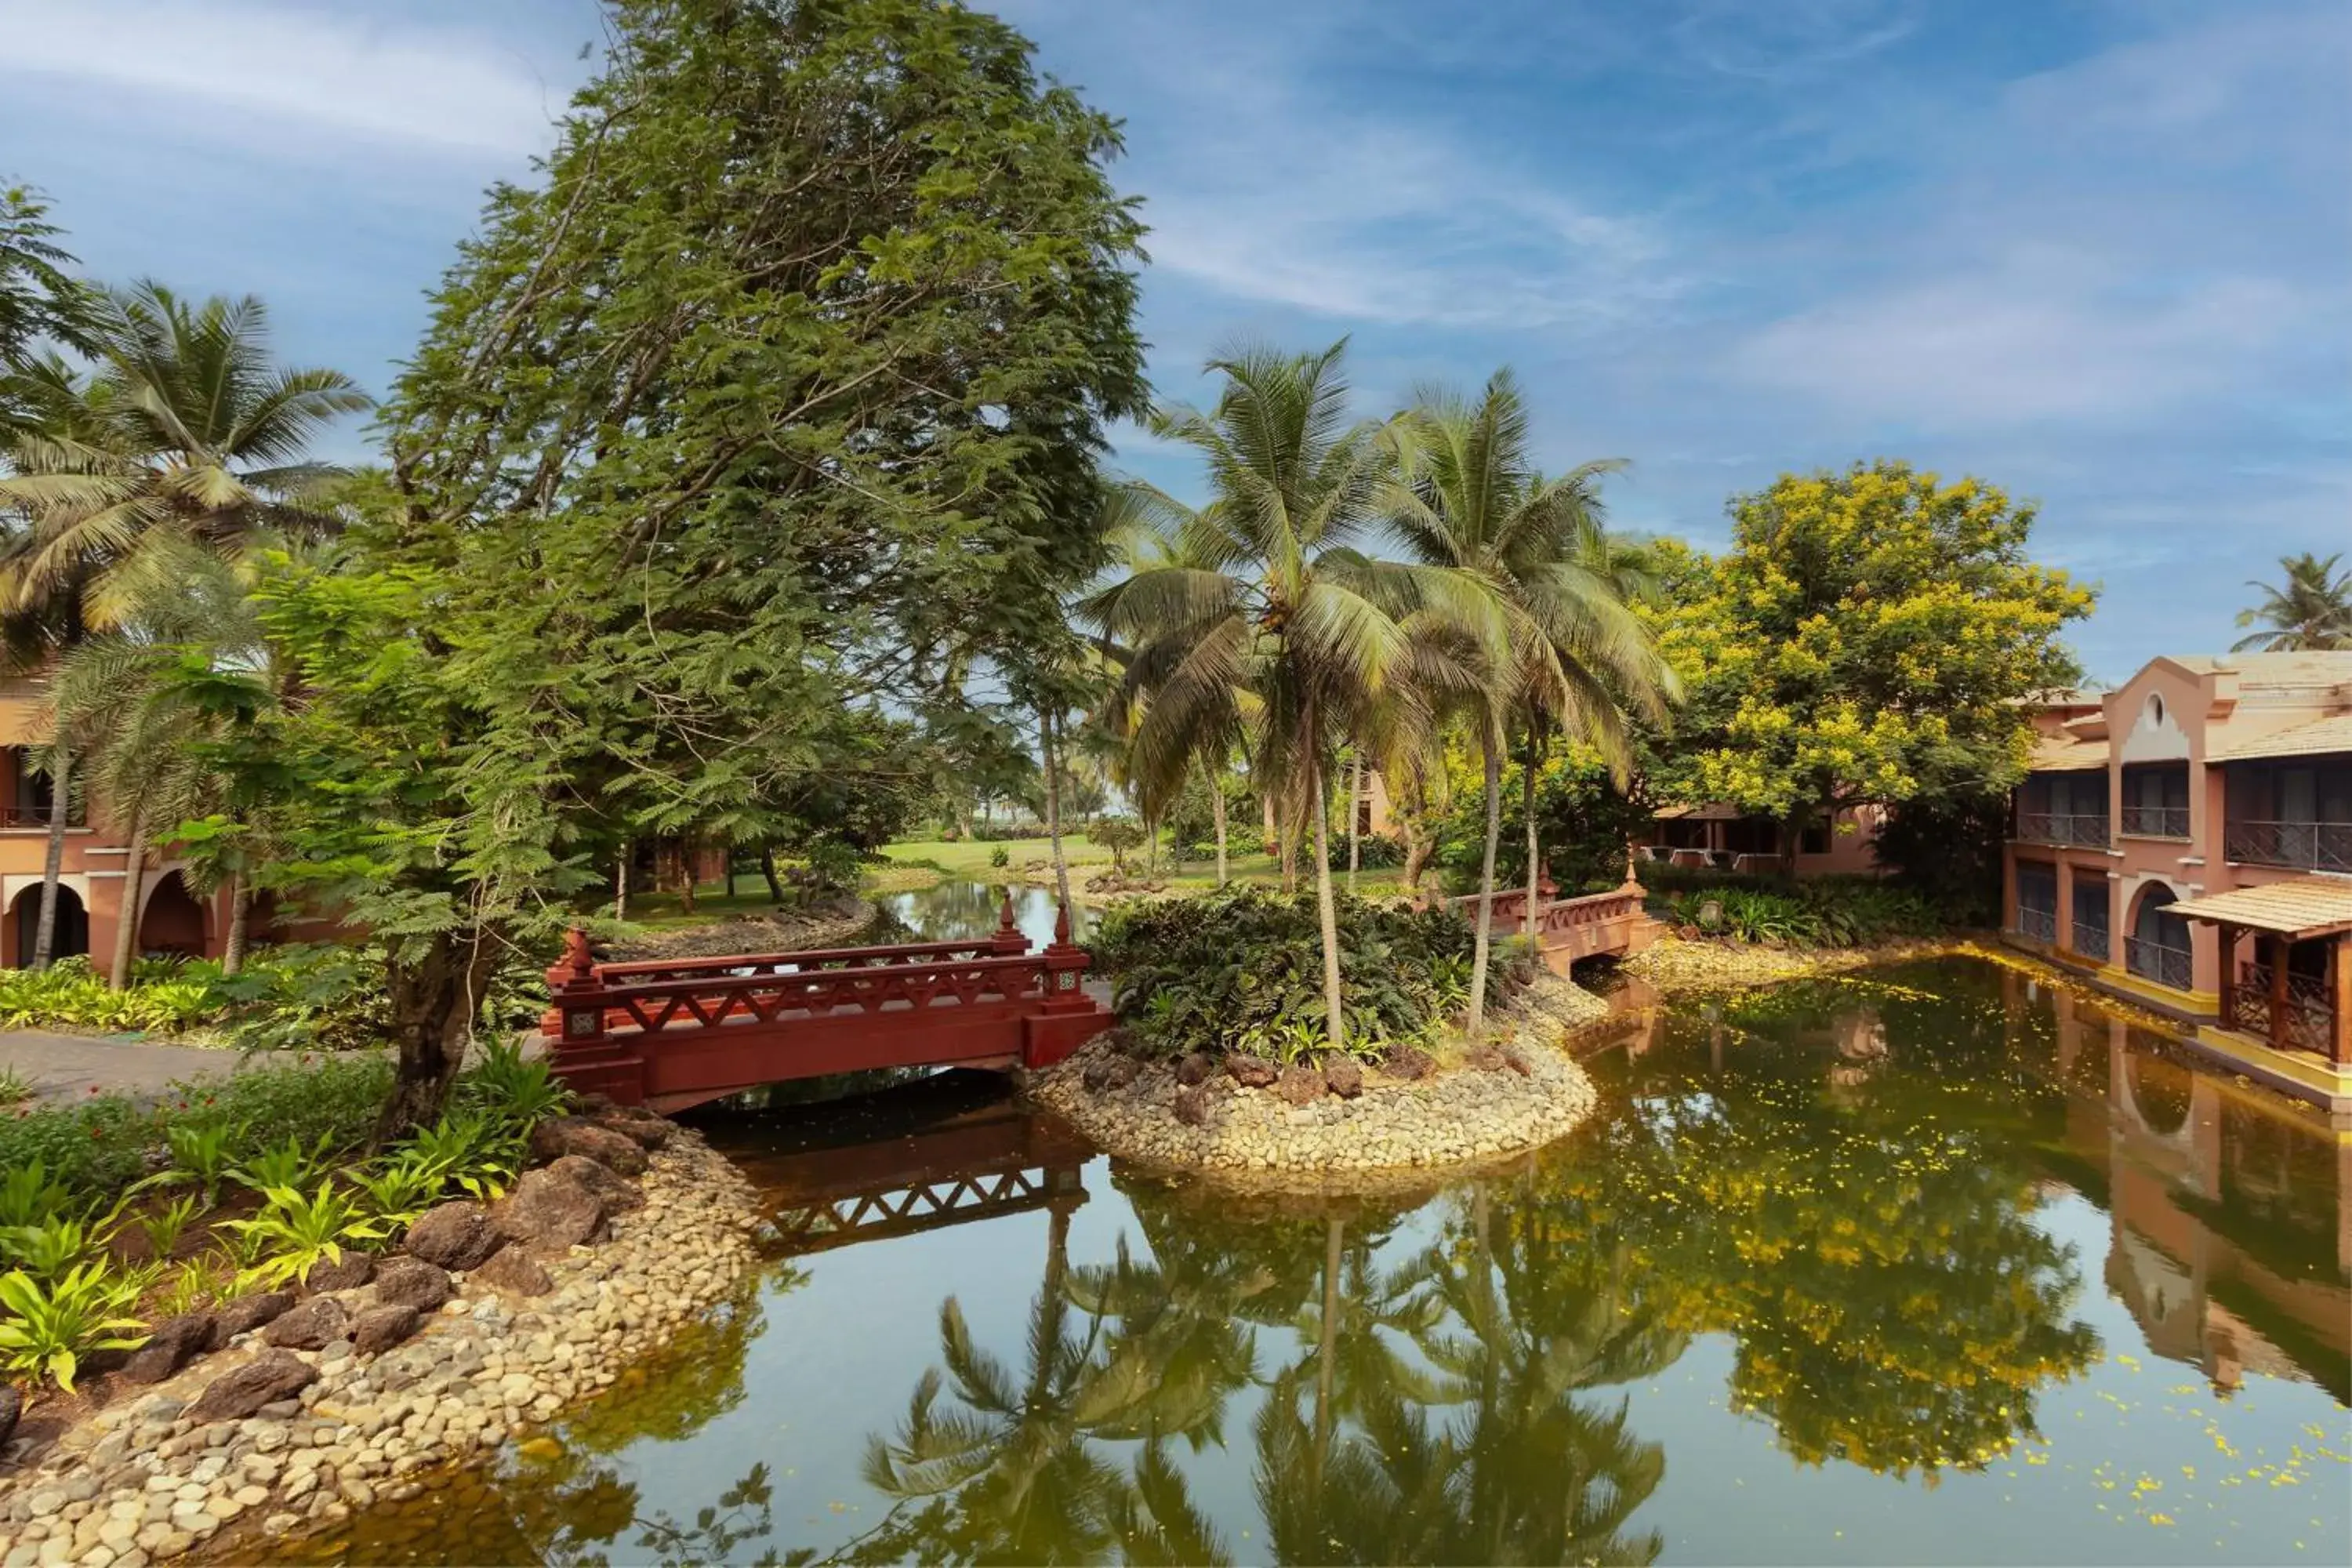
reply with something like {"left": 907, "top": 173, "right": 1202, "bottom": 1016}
{"left": 2234, "top": 551, "right": 2352, "bottom": 652}
{"left": 1383, "top": 369, "right": 1673, "bottom": 1031}
{"left": 1087, "top": 341, "right": 1501, "bottom": 1047}
{"left": 0, "top": 284, "right": 364, "bottom": 967}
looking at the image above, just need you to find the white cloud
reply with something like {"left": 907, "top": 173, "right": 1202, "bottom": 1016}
{"left": 0, "top": 0, "right": 564, "bottom": 158}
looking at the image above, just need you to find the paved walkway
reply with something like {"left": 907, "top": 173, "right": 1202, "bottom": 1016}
{"left": 0, "top": 1030, "right": 246, "bottom": 1105}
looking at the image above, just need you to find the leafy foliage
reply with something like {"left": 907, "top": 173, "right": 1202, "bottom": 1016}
{"left": 1091, "top": 887, "right": 1516, "bottom": 1060}
{"left": 2234, "top": 550, "right": 2352, "bottom": 652}
{"left": 1649, "top": 878, "right": 1943, "bottom": 949}
{"left": 1435, "top": 739, "right": 1651, "bottom": 892}
{"left": 219, "top": 1182, "right": 385, "bottom": 1289}
{"left": 0, "top": 1262, "right": 147, "bottom": 1392}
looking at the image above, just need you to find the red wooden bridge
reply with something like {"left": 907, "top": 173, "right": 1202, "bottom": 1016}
{"left": 539, "top": 899, "right": 1112, "bottom": 1111}
{"left": 1450, "top": 864, "right": 1661, "bottom": 973}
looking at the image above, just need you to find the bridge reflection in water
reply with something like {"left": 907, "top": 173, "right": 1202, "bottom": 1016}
{"left": 701, "top": 1069, "right": 1094, "bottom": 1259}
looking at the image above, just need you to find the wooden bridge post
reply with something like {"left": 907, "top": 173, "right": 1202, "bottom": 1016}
{"left": 539, "top": 926, "right": 651, "bottom": 1105}
{"left": 991, "top": 892, "right": 1029, "bottom": 955}
{"left": 1022, "top": 898, "right": 1109, "bottom": 1070}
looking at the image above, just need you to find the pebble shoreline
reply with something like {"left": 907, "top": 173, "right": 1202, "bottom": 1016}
{"left": 0, "top": 1130, "right": 764, "bottom": 1568}
{"left": 1032, "top": 975, "right": 1609, "bottom": 1187}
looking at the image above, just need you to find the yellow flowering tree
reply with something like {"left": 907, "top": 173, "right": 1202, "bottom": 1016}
{"left": 1650, "top": 461, "right": 2094, "bottom": 847}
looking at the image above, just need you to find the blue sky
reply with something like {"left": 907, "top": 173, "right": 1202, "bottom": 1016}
{"left": 2, "top": 0, "right": 2343, "bottom": 680}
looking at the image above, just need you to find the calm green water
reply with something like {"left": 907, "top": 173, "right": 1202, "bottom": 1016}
{"left": 281, "top": 956, "right": 2350, "bottom": 1566}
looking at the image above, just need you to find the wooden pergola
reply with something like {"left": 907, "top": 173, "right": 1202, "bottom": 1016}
{"left": 2169, "top": 877, "right": 2352, "bottom": 1066}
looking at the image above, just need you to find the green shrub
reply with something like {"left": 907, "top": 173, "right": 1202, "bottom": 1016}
{"left": 1650, "top": 878, "right": 1944, "bottom": 949}
{"left": 1091, "top": 887, "right": 1517, "bottom": 1061}
{"left": 220, "top": 1182, "right": 386, "bottom": 1289}
{"left": 988, "top": 844, "right": 1011, "bottom": 869}
{"left": 1323, "top": 832, "right": 1406, "bottom": 869}
{"left": 0, "top": 1262, "right": 148, "bottom": 1392}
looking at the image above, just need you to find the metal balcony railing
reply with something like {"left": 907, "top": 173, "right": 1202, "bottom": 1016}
{"left": 2016, "top": 906, "right": 2057, "bottom": 942}
{"left": 2125, "top": 936, "right": 2194, "bottom": 991}
{"left": 2119, "top": 804, "right": 2190, "bottom": 839}
{"left": 0, "top": 804, "right": 82, "bottom": 829}
{"left": 2071, "top": 920, "right": 2110, "bottom": 963}
{"left": 2223, "top": 819, "right": 2352, "bottom": 873}
{"left": 2013, "top": 810, "right": 2110, "bottom": 847}
{"left": 2230, "top": 963, "right": 2336, "bottom": 1056}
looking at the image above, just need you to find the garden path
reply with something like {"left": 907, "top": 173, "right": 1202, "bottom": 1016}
{"left": 0, "top": 1029, "right": 244, "bottom": 1105}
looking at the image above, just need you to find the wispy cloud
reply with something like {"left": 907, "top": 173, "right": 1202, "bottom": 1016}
{"left": 0, "top": 0, "right": 565, "bottom": 158}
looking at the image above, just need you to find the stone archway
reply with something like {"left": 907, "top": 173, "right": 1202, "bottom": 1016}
{"left": 7, "top": 884, "right": 87, "bottom": 968}
{"left": 2125, "top": 881, "right": 2193, "bottom": 989}
{"left": 138, "top": 871, "right": 208, "bottom": 959}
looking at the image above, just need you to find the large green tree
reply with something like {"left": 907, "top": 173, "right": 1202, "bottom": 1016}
{"left": 2234, "top": 550, "right": 2352, "bottom": 652}
{"left": 0, "top": 186, "right": 91, "bottom": 415}
{"left": 1650, "top": 460, "right": 2092, "bottom": 852}
{"left": 256, "top": 0, "right": 1147, "bottom": 1131}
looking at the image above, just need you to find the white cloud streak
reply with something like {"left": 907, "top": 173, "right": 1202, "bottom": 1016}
{"left": 0, "top": 0, "right": 564, "bottom": 158}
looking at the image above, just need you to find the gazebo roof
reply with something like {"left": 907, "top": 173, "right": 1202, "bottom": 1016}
{"left": 2168, "top": 877, "right": 2352, "bottom": 939}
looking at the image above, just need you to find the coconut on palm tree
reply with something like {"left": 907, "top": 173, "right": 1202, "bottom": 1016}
{"left": 0, "top": 282, "right": 365, "bottom": 967}
{"left": 1085, "top": 340, "right": 1502, "bottom": 1050}
{"left": 2234, "top": 552, "right": 2352, "bottom": 652}
{"left": 1382, "top": 369, "right": 1674, "bottom": 1032}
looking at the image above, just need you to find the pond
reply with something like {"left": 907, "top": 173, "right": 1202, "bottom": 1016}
{"left": 280, "top": 956, "right": 2350, "bottom": 1565}
{"left": 874, "top": 878, "right": 1066, "bottom": 949}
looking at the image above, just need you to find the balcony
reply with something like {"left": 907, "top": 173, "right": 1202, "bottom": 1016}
{"left": 2229, "top": 962, "right": 2336, "bottom": 1057}
{"left": 0, "top": 805, "right": 84, "bottom": 830}
{"left": 2224, "top": 819, "right": 2352, "bottom": 874}
{"left": 2071, "top": 918, "right": 2110, "bottom": 963}
{"left": 2119, "top": 804, "right": 2190, "bottom": 839}
{"left": 2125, "top": 936, "right": 2194, "bottom": 991}
{"left": 2016, "top": 906, "right": 2057, "bottom": 942}
{"left": 2013, "top": 810, "right": 2109, "bottom": 848}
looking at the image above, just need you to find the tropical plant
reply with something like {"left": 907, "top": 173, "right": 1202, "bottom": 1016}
{"left": 456, "top": 1036, "right": 572, "bottom": 1131}
{"left": 0, "top": 1203, "right": 122, "bottom": 1281}
{"left": 152, "top": 1254, "right": 233, "bottom": 1321}
{"left": 0, "top": 1261, "right": 147, "bottom": 1392}
{"left": 347, "top": 1155, "right": 446, "bottom": 1233}
{"left": 217, "top": 1181, "right": 384, "bottom": 1289}
{"left": 0, "top": 1063, "right": 28, "bottom": 1107}
{"left": 1086, "top": 342, "right": 1500, "bottom": 1046}
{"left": 1089, "top": 818, "right": 1144, "bottom": 872}
{"left": 129, "top": 1119, "right": 238, "bottom": 1208}
{"left": 136, "top": 1192, "right": 204, "bottom": 1262}
{"left": 0, "top": 185, "right": 90, "bottom": 387}
{"left": 226, "top": 1131, "right": 339, "bottom": 1197}
{"left": 0, "top": 1160, "right": 73, "bottom": 1229}
{"left": 394, "top": 1108, "right": 524, "bottom": 1203}
{"left": 1384, "top": 368, "right": 1674, "bottom": 1032}
{"left": 2234, "top": 550, "right": 2352, "bottom": 652}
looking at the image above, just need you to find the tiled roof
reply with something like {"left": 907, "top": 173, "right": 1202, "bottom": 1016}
{"left": 2169, "top": 877, "right": 2352, "bottom": 937}
{"left": 2169, "top": 652, "right": 2352, "bottom": 685}
{"left": 2209, "top": 713, "right": 2352, "bottom": 762}
{"left": 2031, "top": 734, "right": 2110, "bottom": 771}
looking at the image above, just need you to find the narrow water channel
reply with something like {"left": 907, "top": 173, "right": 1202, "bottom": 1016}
{"left": 283, "top": 952, "right": 2350, "bottom": 1566}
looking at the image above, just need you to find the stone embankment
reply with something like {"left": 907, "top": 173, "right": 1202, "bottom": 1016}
{"left": 1623, "top": 934, "right": 1963, "bottom": 990}
{"left": 0, "top": 1115, "right": 764, "bottom": 1568}
{"left": 605, "top": 895, "right": 873, "bottom": 962}
{"left": 1032, "top": 974, "right": 1606, "bottom": 1185}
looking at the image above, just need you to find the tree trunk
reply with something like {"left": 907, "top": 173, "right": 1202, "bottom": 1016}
{"left": 1308, "top": 746, "right": 1348, "bottom": 1048}
{"left": 374, "top": 927, "right": 506, "bottom": 1143}
{"left": 724, "top": 849, "right": 736, "bottom": 901}
{"left": 223, "top": 872, "right": 252, "bottom": 978}
{"left": 31, "top": 748, "right": 68, "bottom": 971}
{"left": 676, "top": 841, "right": 697, "bottom": 915}
{"left": 759, "top": 844, "right": 785, "bottom": 903}
{"left": 1210, "top": 771, "right": 1229, "bottom": 888}
{"left": 1523, "top": 728, "right": 1543, "bottom": 946}
{"left": 1466, "top": 728, "right": 1503, "bottom": 1036}
{"left": 1348, "top": 751, "right": 1363, "bottom": 894}
{"left": 1041, "top": 706, "right": 1078, "bottom": 939}
{"left": 614, "top": 840, "right": 630, "bottom": 920}
{"left": 108, "top": 806, "right": 148, "bottom": 990}
{"left": 1311, "top": 1214, "right": 1344, "bottom": 1496}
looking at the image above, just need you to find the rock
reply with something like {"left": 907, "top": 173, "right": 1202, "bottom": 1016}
{"left": 373, "top": 1257, "right": 455, "bottom": 1312}
{"left": 263, "top": 1297, "right": 350, "bottom": 1351}
{"left": 489, "top": 1168, "right": 605, "bottom": 1250}
{"left": 206, "top": 1293, "right": 295, "bottom": 1350}
{"left": 403, "top": 1203, "right": 503, "bottom": 1272}
{"left": 186, "top": 1352, "right": 316, "bottom": 1425}
{"left": 468, "top": 1249, "right": 554, "bottom": 1298}
{"left": 1465, "top": 1044, "right": 1508, "bottom": 1073}
{"left": 349, "top": 1305, "right": 422, "bottom": 1357}
{"left": 1081, "top": 1054, "right": 1138, "bottom": 1092}
{"left": 546, "top": 1155, "right": 642, "bottom": 1214}
{"left": 1172, "top": 1084, "right": 1213, "bottom": 1127}
{"left": 524, "top": 1118, "right": 648, "bottom": 1177}
{"left": 1323, "top": 1055, "right": 1364, "bottom": 1098}
{"left": 1225, "top": 1055, "right": 1279, "bottom": 1088}
{"left": 302, "top": 1252, "right": 376, "bottom": 1294}
{"left": 1499, "top": 1047, "right": 1533, "bottom": 1076}
{"left": 120, "top": 1314, "right": 213, "bottom": 1385}
{"left": 586, "top": 1113, "right": 672, "bottom": 1151}
{"left": 1381, "top": 1044, "right": 1434, "bottom": 1080}
{"left": 1174, "top": 1052, "right": 1214, "bottom": 1087}
{"left": 1276, "top": 1065, "right": 1324, "bottom": 1106}
{"left": 0, "top": 1383, "right": 17, "bottom": 1447}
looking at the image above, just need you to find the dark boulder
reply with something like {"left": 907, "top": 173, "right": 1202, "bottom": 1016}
{"left": 404, "top": 1202, "right": 504, "bottom": 1272}
{"left": 1172, "top": 1084, "right": 1213, "bottom": 1127}
{"left": 1225, "top": 1055, "right": 1279, "bottom": 1088}
{"left": 1500, "top": 1047, "right": 1533, "bottom": 1077}
{"left": 587, "top": 1114, "right": 672, "bottom": 1151}
{"left": 303, "top": 1252, "right": 376, "bottom": 1294}
{"left": 490, "top": 1167, "right": 606, "bottom": 1250}
{"left": 526, "top": 1118, "right": 648, "bottom": 1177}
{"left": 121, "top": 1312, "right": 214, "bottom": 1385}
{"left": 1174, "top": 1052, "right": 1215, "bottom": 1087}
{"left": 349, "top": 1305, "right": 422, "bottom": 1357}
{"left": 207, "top": 1291, "right": 295, "bottom": 1351}
{"left": 1323, "top": 1055, "right": 1365, "bottom": 1098}
{"left": 467, "top": 1247, "right": 554, "bottom": 1298}
{"left": 263, "top": 1296, "right": 350, "bottom": 1352}
{"left": 1381, "top": 1044, "right": 1434, "bottom": 1081}
{"left": 1276, "top": 1065, "right": 1324, "bottom": 1107}
{"left": 373, "top": 1257, "right": 454, "bottom": 1312}
{"left": 0, "top": 1384, "right": 17, "bottom": 1447}
{"left": 1465, "top": 1044, "right": 1508, "bottom": 1073}
{"left": 547, "top": 1154, "right": 643, "bottom": 1214}
{"left": 187, "top": 1351, "right": 316, "bottom": 1425}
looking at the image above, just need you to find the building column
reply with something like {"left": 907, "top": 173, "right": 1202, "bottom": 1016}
{"left": 2332, "top": 933, "right": 2351, "bottom": 1068}
{"left": 2268, "top": 934, "right": 2292, "bottom": 1054}
{"left": 2056, "top": 862, "right": 2075, "bottom": 954}
{"left": 2216, "top": 923, "right": 2237, "bottom": 1031}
